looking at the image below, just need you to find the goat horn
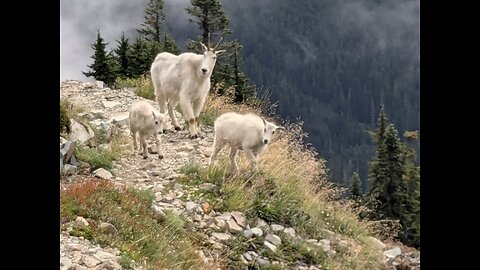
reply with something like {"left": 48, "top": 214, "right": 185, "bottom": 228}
{"left": 207, "top": 33, "right": 211, "bottom": 49}
{"left": 213, "top": 36, "right": 224, "bottom": 50}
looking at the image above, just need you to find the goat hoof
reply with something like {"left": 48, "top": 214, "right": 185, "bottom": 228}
{"left": 159, "top": 154, "right": 164, "bottom": 159}
{"left": 143, "top": 155, "right": 148, "bottom": 159}
{"left": 174, "top": 126, "right": 181, "bottom": 131}
{"left": 190, "top": 134, "right": 198, "bottom": 139}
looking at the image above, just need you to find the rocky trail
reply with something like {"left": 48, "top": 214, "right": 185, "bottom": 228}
{"left": 60, "top": 80, "right": 420, "bottom": 270}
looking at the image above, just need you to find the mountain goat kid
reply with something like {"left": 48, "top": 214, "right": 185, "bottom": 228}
{"left": 129, "top": 100, "right": 166, "bottom": 159}
{"left": 150, "top": 38, "right": 225, "bottom": 139}
{"left": 209, "top": 112, "right": 284, "bottom": 174}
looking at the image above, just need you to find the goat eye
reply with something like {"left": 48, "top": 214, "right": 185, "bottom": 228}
{"left": 155, "top": 121, "right": 159, "bottom": 125}
{"left": 213, "top": 57, "right": 217, "bottom": 60}
{"left": 272, "top": 131, "right": 275, "bottom": 135}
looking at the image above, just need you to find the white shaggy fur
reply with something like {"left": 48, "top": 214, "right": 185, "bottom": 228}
{"left": 129, "top": 100, "right": 166, "bottom": 159}
{"left": 209, "top": 112, "right": 284, "bottom": 174}
{"left": 150, "top": 42, "right": 225, "bottom": 138}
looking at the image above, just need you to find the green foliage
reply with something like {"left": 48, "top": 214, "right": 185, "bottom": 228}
{"left": 60, "top": 180, "right": 207, "bottom": 269}
{"left": 186, "top": 0, "right": 231, "bottom": 45}
{"left": 163, "top": 33, "right": 180, "bottom": 54}
{"left": 83, "top": 30, "right": 118, "bottom": 87}
{"left": 367, "top": 107, "right": 420, "bottom": 247}
{"left": 115, "top": 76, "right": 155, "bottom": 100}
{"left": 127, "top": 37, "right": 154, "bottom": 77}
{"left": 60, "top": 102, "right": 71, "bottom": 134}
{"left": 137, "top": 0, "right": 165, "bottom": 44}
{"left": 163, "top": 210, "right": 185, "bottom": 235}
{"left": 179, "top": 162, "right": 201, "bottom": 176}
{"left": 75, "top": 146, "right": 118, "bottom": 170}
{"left": 113, "top": 32, "right": 131, "bottom": 78}
{"left": 350, "top": 171, "right": 362, "bottom": 199}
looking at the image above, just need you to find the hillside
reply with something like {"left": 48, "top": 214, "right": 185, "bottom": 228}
{"left": 59, "top": 80, "right": 419, "bottom": 269}
{"left": 164, "top": 0, "right": 420, "bottom": 187}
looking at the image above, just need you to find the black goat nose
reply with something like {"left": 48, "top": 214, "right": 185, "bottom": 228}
{"left": 202, "top": 68, "right": 207, "bottom": 73}
{"left": 264, "top": 139, "right": 269, "bottom": 144}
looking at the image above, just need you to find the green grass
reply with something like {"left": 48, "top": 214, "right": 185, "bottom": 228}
{"left": 115, "top": 76, "right": 155, "bottom": 100}
{"left": 76, "top": 145, "right": 116, "bottom": 171}
{"left": 60, "top": 179, "right": 211, "bottom": 269}
{"left": 60, "top": 102, "right": 71, "bottom": 135}
{"left": 177, "top": 150, "right": 384, "bottom": 269}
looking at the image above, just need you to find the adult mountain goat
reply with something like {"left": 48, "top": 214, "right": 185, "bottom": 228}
{"left": 209, "top": 112, "right": 285, "bottom": 175}
{"left": 150, "top": 38, "right": 225, "bottom": 138}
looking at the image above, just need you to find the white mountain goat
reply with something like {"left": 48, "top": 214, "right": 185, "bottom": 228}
{"left": 150, "top": 37, "right": 225, "bottom": 138}
{"left": 129, "top": 100, "right": 166, "bottom": 159}
{"left": 209, "top": 112, "right": 285, "bottom": 174}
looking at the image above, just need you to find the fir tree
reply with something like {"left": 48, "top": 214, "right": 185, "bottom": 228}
{"left": 127, "top": 37, "right": 152, "bottom": 77}
{"left": 230, "top": 41, "right": 255, "bottom": 103}
{"left": 113, "top": 31, "right": 131, "bottom": 78}
{"left": 400, "top": 130, "right": 420, "bottom": 247}
{"left": 185, "top": 0, "right": 231, "bottom": 48}
{"left": 163, "top": 33, "right": 180, "bottom": 54}
{"left": 83, "top": 30, "right": 118, "bottom": 87}
{"left": 137, "top": 0, "right": 165, "bottom": 44}
{"left": 350, "top": 171, "right": 362, "bottom": 199}
{"left": 186, "top": 0, "right": 232, "bottom": 89}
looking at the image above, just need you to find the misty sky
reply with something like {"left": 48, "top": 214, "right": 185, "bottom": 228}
{"left": 60, "top": 0, "right": 418, "bottom": 82}
{"left": 60, "top": 0, "right": 190, "bottom": 82}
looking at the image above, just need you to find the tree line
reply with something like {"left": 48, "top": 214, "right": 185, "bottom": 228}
{"left": 83, "top": 0, "right": 255, "bottom": 104}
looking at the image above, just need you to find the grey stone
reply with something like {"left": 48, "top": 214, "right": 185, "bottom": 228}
{"left": 265, "top": 234, "right": 282, "bottom": 246}
{"left": 256, "top": 257, "right": 270, "bottom": 267}
{"left": 271, "top": 224, "right": 284, "bottom": 232}
{"left": 82, "top": 255, "right": 101, "bottom": 267}
{"left": 60, "top": 257, "right": 72, "bottom": 269}
{"left": 93, "top": 168, "right": 113, "bottom": 180}
{"left": 198, "top": 183, "right": 217, "bottom": 191}
{"left": 211, "top": 233, "right": 232, "bottom": 242}
{"left": 384, "top": 247, "right": 402, "bottom": 259}
{"left": 177, "top": 143, "right": 194, "bottom": 152}
{"left": 264, "top": 241, "right": 277, "bottom": 252}
{"left": 283, "top": 227, "right": 296, "bottom": 238}
{"left": 231, "top": 211, "right": 247, "bottom": 228}
{"left": 94, "top": 250, "right": 117, "bottom": 261}
{"left": 109, "top": 112, "right": 130, "bottom": 126}
{"left": 99, "top": 222, "right": 117, "bottom": 235}
{"left": 226, "top": 219, "right": 243, "bottom": 233}
{"left": 185, "top": 201, "right": 197, "bottom": 212}
{"left": 243, "top": 228, "right": 263, "bottom": 238}
{"left": 63, "top": 164, "right": 77, "bottom": 174}
{"left": 256, "top": 218, "right": 269, "bottom": 230}
{"left": 98, "top": 260, "right": 122, "bottom": 270}
{"left": 368, "top": 236, "right": 386, "bottom": 250}
{"left": 243, "top": 252, "right": 252, "bottom": 261}
{"left": 61, "top": 140, "right": 77, "bottom": 163}
{"left": 69, "top": 119, "right": 95, "bottom": 144}
{"left": 75, "top": 216, "right": 89, "bottom": 229}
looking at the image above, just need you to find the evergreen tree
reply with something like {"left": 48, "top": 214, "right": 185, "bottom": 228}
{"left": 185, "top": 0, "right": 231, "bottom": 48}
{"left": 138, "top": 0, "right": 165, "bottom": 44}
{"left": 230, "top": 41, "right": 255, "bottom": 103}
{"left": 400, "top": 130, "right": 420, "bottom": 247}
{"left": 186, "top": 0, "right": 232, "bottom": 89}
{"left": 350, "top": 171, "right": 362, "bottom": 199}
{"left": 83, "top": 30, "right": 118, "bottom": 87}
{"left": 127, "top": 37, "right": 152, "bottom": 77}
{"left": 163, "top": 33, "right": 180, "bottom": 54}
{"left": 113, "top": 31, "right": 131, "bottom": 78}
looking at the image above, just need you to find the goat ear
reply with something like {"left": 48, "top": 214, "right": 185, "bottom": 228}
{"left": 200, "top": 42, "right": 208, "bottom": 52}
{"left": 215, "top": 50, "right": 226, "bottom": 55}
{"left": 276, "top": 126, "right": 286, "bottom": 131}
